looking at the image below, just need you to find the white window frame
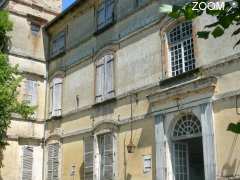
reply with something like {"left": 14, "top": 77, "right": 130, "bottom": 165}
{"left": 23, "top": 79, "right": 38, "bottom": 106}
{"left": 167, "top": 22, "right": 195, "bottom": 77}
{"left": 95, "top": 54, "right": 115, "bottom": 103}
{"left": 21, "top": 146, "right": 34, "bottom": 180}
{"left": 49, "top": 77, "right": 63, "bottom": 118}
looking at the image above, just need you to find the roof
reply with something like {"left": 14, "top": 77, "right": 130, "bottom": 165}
{"left": 44, "top": 0, "right": 86, "bottom": 31}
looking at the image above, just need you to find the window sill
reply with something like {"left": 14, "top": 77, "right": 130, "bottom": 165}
{"left": 49, "top": 51, "right": 66, "bottom": 61}
{"left": 47, "top": 115, "right": 62, "bottom": 121}
{"left": 93, "top": 96, "right": 117, "bottom": 107}
{"left": 160, "top": 68, "right": 200, "bottom": 88}
{"left": 94, "top": 21, "right": 116, "bottom": 36}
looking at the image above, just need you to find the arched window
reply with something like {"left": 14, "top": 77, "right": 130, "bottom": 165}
{"left": 173, "top": 114, "right": 201, "bottom": 140}
{"left": 167, "top": 21, "right": 195, "bottom": 77}
{"left": 49, "top": 77, "right": 63, "bottom": 117}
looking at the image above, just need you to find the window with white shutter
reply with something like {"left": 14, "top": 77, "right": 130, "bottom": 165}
{"left": 51, "top": 31, "right": 66, "bottom": 58}
{"left": 23, "top": 80, "right": 38, "bottom": 106}
{"left": 47, "top": 143, "right": 59, "bottom": 180}
{"left": 22, "top": 146, "right": 33, "bottom": 180}
{"left": 95, "top": 54, "right": 114, "bottom": 103}
{"left": 167, "top": 22, "right": 195, "bottom": 77}
{"left": 49, "top": 77, "right": 63, "bottom": 117}
{"left": 98, "top": 133, "right": 113, "bottom": 180}
{"left": 84, "top": 136, "right": 94, "bottom": 180}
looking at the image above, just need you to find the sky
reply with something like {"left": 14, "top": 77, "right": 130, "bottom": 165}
{"left": 62, "top": 0, "right": 76, "bottom": 10}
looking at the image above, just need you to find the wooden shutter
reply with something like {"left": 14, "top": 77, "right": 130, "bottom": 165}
{"left": 105, "top": 0, "right": 114, "bottom": 24}
{"left": 102, "top": 134, "right": 113, "bottom": 180}
{"left": 96, "top": 57, "right": 105, "bottom": 103}
{"left": 97, "top": 2, "right": 105, "bottom": 29}
{"left": 105, "top": 55, "right": 114, "bottom": 99}
{"left": 84, "top": 136, "right": 94, "bottom": 180}
{"left": 52, "top": 78, "right": 62, "bottom": 117}
{"left": 47, "top": 143, "right": 59, "bottom": 180}
{"left": 22, "top": 146, "right": 33, "bottom": 180}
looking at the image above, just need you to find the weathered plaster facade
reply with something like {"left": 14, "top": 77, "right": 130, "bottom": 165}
{"left": 44, "top": 0, "right": 240, "bottom": 180}
{"left": 0, "top": 0, "right": 60, "bottom": 179}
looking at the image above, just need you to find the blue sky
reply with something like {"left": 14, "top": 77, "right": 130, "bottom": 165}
{"left": 62, "top": 0, "right": 76, "bottom": 10}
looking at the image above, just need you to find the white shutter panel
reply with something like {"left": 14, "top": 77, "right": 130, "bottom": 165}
{"left": 105, "top": 55, "right": 114, "bottom": 99}
{"left": 103, "top": 134, "right": 113, "bottom": 180}
{"left": 84, "top": 136, "right": 94, "bottom": 180}
{"left": 96, "top": 58, "right": 105, "bottom": 103}
{"left": 49, "top": 86, "right": 53, "bottom": 116}
{"left": 31, "top": 81, "right": 38, "bottom": 106}
{"left": 47, "top": 144, "right": 59, "bottom": 180}
{"left": 22, "top": 146, "right": 33, "bottom": 180}
{"left": 52, "top": 78, "right": 62, "bottom": 117}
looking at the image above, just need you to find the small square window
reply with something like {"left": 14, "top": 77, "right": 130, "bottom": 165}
{"left": 143, "top": 155, "right": 152, "bottom": 173}
{"left": 30, "top": 23, "right": 41, "bottom": 35}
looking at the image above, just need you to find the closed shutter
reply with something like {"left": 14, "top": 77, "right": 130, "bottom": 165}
{"left": 97, "top": 2, "right": 105, "bottom": 29}
{"left": 24, "top": 80, "right": 37, "bottom": 106}
{"left": 22, "top": 146, "right": 33, "bottom": 180}
{"left": 49, "top": 85, "right": 53, "bottom": 116}
{"left": 47, "top": 143, "right": 59, "bottom": 180}
{"left": 52, "top": 78, "right": 62, "bottom": 117}
{"left": 99, "top": 134, "right": 113, "bottom": 180}
{"left": 105, "top": 0, "right": 114, "bottom": 24}
{"left": 84, "top": 136, "right": 94, "bottom": 180}
{"left": 105, "top": 55, "right": 114, "bottom": 99}
{"left": 96, "top": 57, "right": 105, "bottom": 103}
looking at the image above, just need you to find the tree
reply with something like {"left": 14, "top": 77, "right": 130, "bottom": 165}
{"left": 160, "top": 0, "right": 240, "bottom": 133}
{"left": 0, "top": 10, "right": 34, "bottom": 151}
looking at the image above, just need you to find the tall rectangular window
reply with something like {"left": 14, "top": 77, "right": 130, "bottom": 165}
{"left": 23, "top": 80, "right": 38, "bottom": 106}
{"left": 98, "top": 133, "right": 114, "bottom": 180}
{"left": 22, "top": 146, "right": 33, "bottom": 180}
{"left": 47, "top": 143, "right": 59, "bottom": 180}
{"left": 49, "top": 77, "right": 63, "bottom": 117}
{"left": 95, "top": 54, "right": 114, "bottom": 103}
{"left": 84, "top": 136, "right": 94, "bottom": 180}
{"left": 51, "top": 31, "right": 65, "bottom": 58}
{"left": 168, "top": 22, "right": 195, "bottom": 77}
{"left": 97, "top": 0, "right": 114, "bottom": 31}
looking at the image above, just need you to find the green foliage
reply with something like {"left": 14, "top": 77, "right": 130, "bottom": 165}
{"left": 227, "top": 122, "right": 240, "bottom": 134}
{"left": 160, "top": 0, "right": 240, "bottom": 48}
{"left": 0, "top": 11, "right": 34, "bottom": 149}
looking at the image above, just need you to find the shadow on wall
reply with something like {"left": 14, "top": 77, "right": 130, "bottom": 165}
{"left": 221, "top": 134, "right": 240, "bottom": 178}
{"left": 0, "top": 149, "right": 3, "bottom": 180}
{"left": 79, "top": 162, "right": 84, "bottom": 180}
{"left": 124, "top": 136, "right": 133, "bottom": 180}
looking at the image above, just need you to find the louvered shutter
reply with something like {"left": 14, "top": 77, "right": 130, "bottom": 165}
{"left": 31, "top": 81, "right": 38, "bottom": 106}
{"left": 105, "top": 0, "right": 114, "bottom": 24}
{"left": 47, "top": 144, "right": 59, "bottom": 180}
{"left": 84, "top": 136, "right": 94, "bottom": 180}
{"left": 97, "top": 2, "right": 105, "bottom": 30}
{"left": 22, "top": 146, "right": 33, "bottom": 180}
{"left": 96, "top": 58, "right": 105, "bottom": 103}
{"left": 52, "top": 78, "right": 62, "bottom": 117}
{"left": 103, "top": 134, "right": 113, "bottom": 180}
{"left": 105, "top": 55, "right": 114, "bottom": 99}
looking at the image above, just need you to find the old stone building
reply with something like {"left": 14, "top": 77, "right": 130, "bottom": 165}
{"left": 0, "top": 0, "right": 61, "bottom": 179}
{"left": 43, "top": 0, "right": 240, "bottom": 180}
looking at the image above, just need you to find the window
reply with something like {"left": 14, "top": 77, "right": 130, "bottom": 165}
{"left": 47, "top": 143, "right": 59, "bottom": 180}
{"left": 84, "top": 136, "right": 94, "bottom": 180}
{"left": 30, "top": 22, "right": 41, "bottom": 35}
{"left": 22, "top": 146, "right": 33, "bottom": 180}
{"left": 95, "top": 54, "right": 114, "bottom": 103}
{"left": 23, "top": 80, "right": 38, "bottom": 106}
{"left": 143, "top": 155, "right": 152, "bottom": 173}
{"left": 50, "top": 31, "right": 66, "bottom": 58}
{"left": 84, "top": 133, "right": 115, "bottom": 180}
{"left": 49, "top": 77, "right": 63, "bottom": 117}
{"left": 97, "top": 0, "right": 114, "bottom": 31}
{"left": 168, "top": 22, "right": 195, "bottom": 77}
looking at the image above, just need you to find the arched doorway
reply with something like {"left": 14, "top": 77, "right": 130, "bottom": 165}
{"left": 172, "top": 114, "right": 205, "bottom": 180}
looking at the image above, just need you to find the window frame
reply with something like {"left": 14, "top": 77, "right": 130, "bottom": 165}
{"left": 166, "top": 21, "right": 196, "bottom": 77}
{"left": 47, "top": 143, "right": 60, "bottom": 180}
{"left": 49, "top": 77, "right": 63, "bottom": 118}
{"left": 95, "top": 53, "right": 115, "bottom": 103}
{"left": 143, "top": 155, "right": 152, "bottom": 174}
{"left": 96, "top": 0, "right": 115, "bottom": 32}
{"left": 50, "top": 30, "right": 66, "bottom": 58}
